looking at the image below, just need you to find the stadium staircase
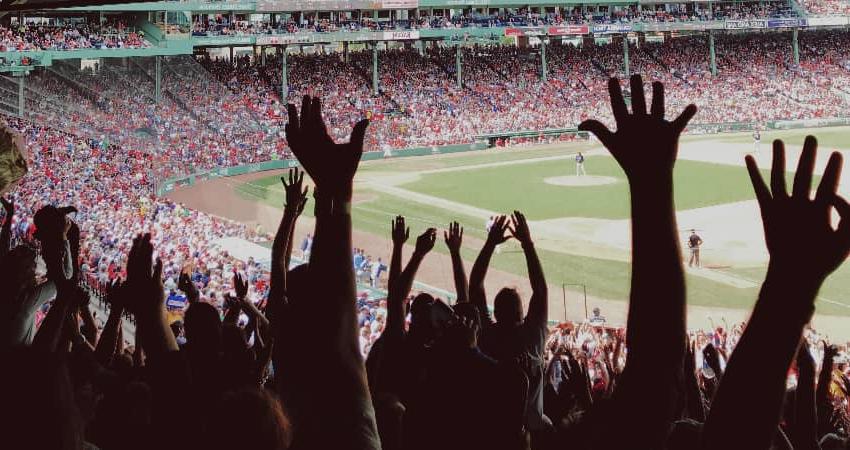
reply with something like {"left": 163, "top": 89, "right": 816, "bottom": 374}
{"left": 128, "top": 58, "right": 218, "bottom": 132}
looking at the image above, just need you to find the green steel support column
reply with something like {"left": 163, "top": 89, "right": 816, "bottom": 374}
{"left": 281, "top": 47, "right": 288, "bottom": 100}
{"left": 792, "top": 27, "right": 800, "bottom": 65}
{"left": 229, "top": 46, "right": 234, "bottom": 62}
{"left": 155, "top": 55, "right": 162, "bottom": 104}
{"left": 455, "top": 44, "right": 462, "bottom": 88}
{"left": 261, "top": 46, "right": 266, "bottom": 66}
{"left": 372, "top": 43, "right": 379, "bottom": 95}
{"left": 343, "top": 41, "right": 349, "bottom": 62}
{"left": 622, "top": 34, "right": 630, "bottom": 78}
{"left": 709, "top": 31, "right": 717, "bottom": 76}
{"left": 541, "top": 39, "right": 548, "bottom": 82}
{"left": 17, "top": 75, "right": 24, "bottom": 118}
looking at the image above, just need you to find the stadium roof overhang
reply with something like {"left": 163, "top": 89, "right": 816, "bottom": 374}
{"left": 0, "top": 0, "right": 154, "bottom": 12}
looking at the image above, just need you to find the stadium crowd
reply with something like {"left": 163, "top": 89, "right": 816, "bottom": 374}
{"left": 0, "top": 21, "right": 149, "bottom": 52}
{"left": 3, "top": 69, "right": 850, "bottom": 450}
{"left": 7, "top": 30, "right": 850, "bottom": 181}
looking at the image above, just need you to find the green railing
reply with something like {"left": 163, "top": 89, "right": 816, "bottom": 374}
{"left": 156, "top": 142, "right": 486, "bottom": 196}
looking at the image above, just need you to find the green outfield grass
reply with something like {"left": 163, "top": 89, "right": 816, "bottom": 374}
{"left": 235, "top": 139, "right": 849, "bottom": 316}
{"left": 401, "top": 156, "right": 758, "bottom": 220}
{"left": 686, "top": 126, "right": 850, "bottom": 149}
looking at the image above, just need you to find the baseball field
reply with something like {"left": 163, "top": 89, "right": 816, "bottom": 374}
{"left": 167, "top": 126, "right": 850, "bottom": 339}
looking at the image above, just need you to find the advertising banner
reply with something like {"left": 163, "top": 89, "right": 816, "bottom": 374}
{"left": 807, "top": 16, "right": 850, "bottom": 26}
{"left": 592, "top": 23, "right": 632, "bottom": 34}
{"left": 767, "top": 18, "right": 807, "bottom": 28}
{"left": 505, "top": 27, "right": 545, "bottom": 37}
{"left": 382, "top": 30, "right": 420, "bottom": 40}
{"left": 256, "top": 34, "right": 312, "bottom": 45}
{"left": 725, "top": 19, "right": 767, "bottom": 29}
{"left": 257, "top": 0, "right": 416, "bottom": 11}
{"left": 547, "top": 25, "right": 589, "bottom": 35}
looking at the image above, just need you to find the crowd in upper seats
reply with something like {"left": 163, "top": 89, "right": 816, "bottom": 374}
{"left": 7, "top": 30, "right": 850, "bottom": 184}
{"left": 0, "top": 21, "right": 149, "bottom": 52}
{"left": 803, "top": 0, "right": 850, "bottom": 16}
{"left": 190, "top": 2, "right": 798, "bottom": 37}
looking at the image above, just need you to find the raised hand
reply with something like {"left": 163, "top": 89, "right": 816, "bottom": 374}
{"left": 746, "top": 137, "right": 850, "bottom": 287}
{"left": 285, "top": 95, "right": 368, "bottom": 199}
{"left": 508, "top": 210, "right": 532, "bottom": 246}
{"left": 579, "top": 75, "right": 697, "bottom": 181}
{"left": 125, "top": 233, "right": 164, "bottom": 315}
{"left": 392, "top": 215, "right": 409, "bottom": 247}
{"left": 234, "top": 271, "right": 249, "bottom": 301}
{"left": 486, "top": 215, "right": 511, "bottom": 247}
{"left": 282, "top": 167, "right": 308, "bottom": 215}
{"left": 414, "top": 228, "right": 437, "bottom": 256}
{"left": 444, "top": 221, "right": 463, "bottom": 253}
{"left": 178, "top": 265, "right": 199, "bottom": 303}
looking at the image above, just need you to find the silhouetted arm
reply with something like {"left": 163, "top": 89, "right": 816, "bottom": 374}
{"left": 816, "top": 344, "right": 837, "bottom": 437}
{"left": 703, "top": 137, "right": 850, "bottom": 449}
{"left": 792, "top": 344, "right": 820, "bottom": 450}
{"left": 469, "top": 215, "right": 510, "bottom": 324}
{"left": 444, "top": 221, "right": 468, "bottom": 304}
{"left": 510, "top": 211, "right": 547, "bottom": 325}
{"left": 580, "top": 76, "right": 696, "bottom": 447}
{"left": 284, "top": 97, "right": 379, "bottom": 448}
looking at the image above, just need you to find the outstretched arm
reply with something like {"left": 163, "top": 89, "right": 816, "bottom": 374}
{"left": 95, "top": 281, "right": 124, "bottom": 366}
{"left": 269, "top": 168, "right": 308, "bottom": 307}
{"left": 469, "top": 215, "right": 510, "bottom": 323}
{"left": 792, "top": 343, "right": 819, "bottom": 450}
{"left": 389, "top": 215, "right": 408, "bottom": 294}
{"left": 816, "top": 343, "right": 837, "bottom": 437}
{"left": 444, "top": 221, "right": 468, "bottom": 304}
{"left": 284, "top": 96, "right": 379, "bottom": 448}
{"left": 509, "top": 211, "right": 547, "bottom": 325}
{"left": 386, "top": 228, "right": 436, "bottom": 337}
{"left": 580, "top": 76, "right": 696, "bottom": 447}
{"left": 703, "top": 137, "right": 850, "bottom": 449}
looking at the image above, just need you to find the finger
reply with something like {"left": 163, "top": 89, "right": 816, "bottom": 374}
{"left": 816, "top": 152, "right": 843, "bottom": 205}
{"left": 153, "top": 258, "right": 163, "bottom": 281}
{"left": 770, "top": 140, "right": 787, "bottom": 199}
{"left": 300, "top": 95, "right": 311, "bottom": 133}
{"left": 792, "top": 135, "right": 818, "bottom": 199}
{"left": 650, "top": 81, "right": 664, "bottom": 119}
{"left": 745, "top": 155, "right": 771, "bottom": 210}
{"left": 280, "top": 176, "right": 289, "bottom": 189}
{"left": 459, "top": 226, "right": 463, "bottom": 238}
{"left": 349, "top": 119, "right": 369, "bottom": 153}
{"left": 312, "top": 97, "right": 331, "bottom": 142}
{"left": 578, "top": 120, "right": 615, "bottom": 149}
{"left": 629, "top": 74, "right": 647, "bottom": 116}
{"left": 607, "top": 78, "right": 628, "bottom": 125}
{"left": 671, "top": 104, "right": 697, "bottom": 134}
{"left": 286, "top": 103, "right": 299, "bottom": 133}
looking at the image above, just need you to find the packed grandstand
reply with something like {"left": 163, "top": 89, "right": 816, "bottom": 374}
{"left": 5, "top": 0, "right": 850, "bottom": 448}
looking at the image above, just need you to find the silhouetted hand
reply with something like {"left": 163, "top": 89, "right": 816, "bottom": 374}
{"left": 579, "top": 75, "right": 697, "bottom": 182}
{"left": 281, "top": 167, "right": 308, "bottom": 215}
{"left": 508, "top": 211, "right": 532, "bottom": 246}
{"left": 392, "top": 215, "right": 409, "bottom": 246}
{"left": 178, "top": 266, "right": 199, "bottom": 303}
{"left": 286, "top": 95, "right": 368, "bottom": 199}
{"left": 797, "top": 343, "right": 815, "bottom": 380}
{"left": 703, "top": 343, "right": 723, "bottom": 379}
{"left": 104, "top": 278, "right": 125, "bottom": 314}
{"left": 746, "top": 137, "right": 850, "bottom": 284}
{"left": 234, "top": 271, "right": 249, "bottom": 301}
{"left": 414, "top": 228, "right": 437, "bottom": 257}
{"left": 125, "top": 233, "right": 164, "bottom": 315}
{"left": 485, "top": 215, "right": 511, "bottom": 247}
{"left": 444, "top": 221, "right": 463, "bottom": 253}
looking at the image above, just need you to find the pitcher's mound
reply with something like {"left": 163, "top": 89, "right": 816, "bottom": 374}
{"left": 544, "top": 175, "right": 618, "bottom": 187}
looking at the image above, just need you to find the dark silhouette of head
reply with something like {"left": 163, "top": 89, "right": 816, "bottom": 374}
{"left": 184, "top": 301, "right": 222, "bottom": 354}
{"left": 204, "top": 386, "right": 292, "bottom": 450}
{"left": 494, "top": 287, "right": 523, "bottom": 325}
